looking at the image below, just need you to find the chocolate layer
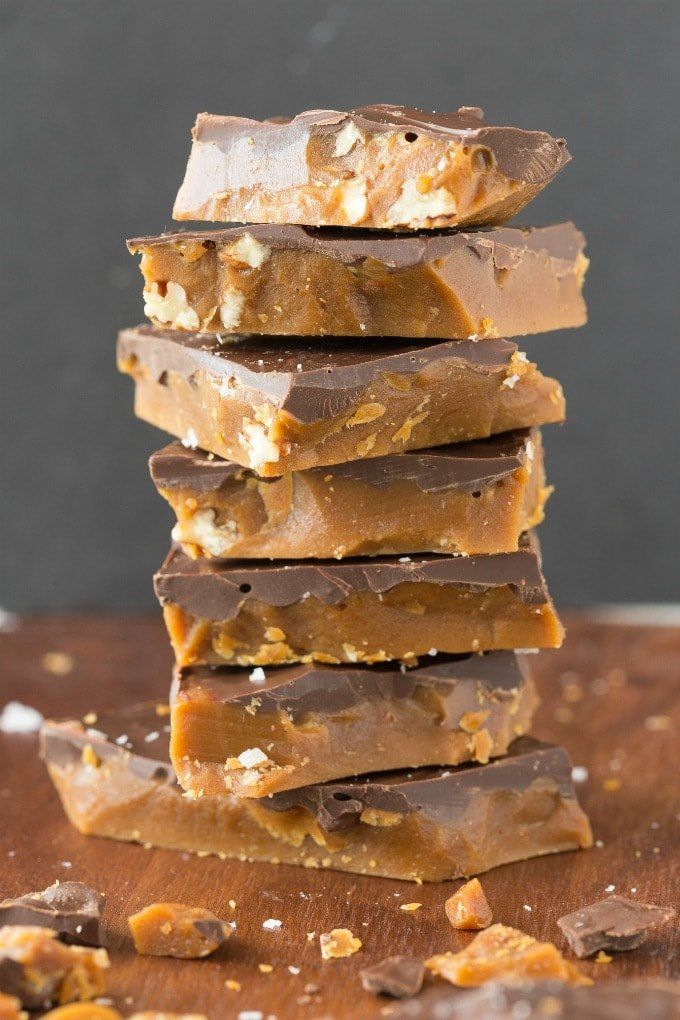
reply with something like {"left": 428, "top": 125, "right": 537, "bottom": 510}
{"left": 557, "top": 896, "right": 676, "bottom": 958}
{"left": 118, "top": 326, "right": 519, "bottom": 425}
{"left": 154, "top": 534, "right": 548, "bottom": 622}
{"left": 129, "top": 222, "right": 583, "bottom": 273}
{"left": 151, "top": 429, "right": 536, "bottom": 496}
{"left": 262, "top": 737, "right": 577, "bottom": 833}
{"left": 171, "top": 651, "right": 531, "bottom": 722}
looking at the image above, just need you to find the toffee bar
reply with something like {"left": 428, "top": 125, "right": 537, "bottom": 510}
{"left": 150, "top": 429, "right": 549, "bottom": 559}
{"left": 154, "top": 534, "right": 563, "bottom": 668}
{"left": 41, "top": 707, "right": 592, "bottom": 883}
{"left": 173, "top": 105, "right": 570, "bottom": 230}
{"left": 128, "top": 223, "right": 587, "bottom": 339}
{"left": 170, "top": 652, "right": 539, "bottom": 797}
{"left": 118, "top": 328, "right": 565, "bottom": 476}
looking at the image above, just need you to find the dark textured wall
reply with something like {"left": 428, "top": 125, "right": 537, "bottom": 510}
{"left": 2, "top": 0, "right": 679, "bottom": 611}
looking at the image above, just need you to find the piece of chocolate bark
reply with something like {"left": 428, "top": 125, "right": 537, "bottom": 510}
{"left": 169, "top": 652, "right": 539, "bottom": 797}
{"left": 40, "top": 706, "right": 591, "bottom": 882}
{"left": 128, "top": 223, "right": 587, "bottom": 339}
{"left": 388, "top": 980, "right": 680, "bottom": 1019}
{"left": 154, "top": 533, "right": 563, "bottom": 667}
{"left": 173, "top": 105, "right": 570, "bottom": 229}
{"left": 557, "top": 895, "right": 676, "bottom": 958}
{"left": 0, "top": 883, "right": 104, "bottom": 947}
{"left": 150, "top": 429, "right": 549, "bottom": 559}
{"left": 118, "top": 327, "right": 565, "bottom": 475}
{"left": 359, "top": 956, "right": 425, "bottom": 998}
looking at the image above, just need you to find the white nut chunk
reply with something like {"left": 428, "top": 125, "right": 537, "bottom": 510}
{"left": 239, "top": 419, "right": 280, "bottom": 469}
{"left": 143, "top": 281, "right": 200, "bottom": 330}
{"left": 226, "top": 232, "right": 271, "bottom": 269}
{"left": 386, "top": 177, "right": 457, "bottom": 227}
{"left": 172, "top": 509, "right": 238, "bottom": 557}
{"left": 340, "top": 178, "right": 368, "bottom": 224}
{"left": 219, "top": 287, "right": 246, "bottom": 330}
{"left": 334, "top": 120, "right": 365, "bottom": 157}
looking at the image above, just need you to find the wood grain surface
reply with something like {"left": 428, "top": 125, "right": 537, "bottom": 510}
{"left": 1, "top": 614, "right": 678, "bottom": 1018}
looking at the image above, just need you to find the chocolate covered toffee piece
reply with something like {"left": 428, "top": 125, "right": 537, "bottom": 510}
{"left": 128, "top": 903, "right": 232, "bottom": 959}
{"left": 0, "top": 883, "right": 104, "bottom": 947}
{"left": 128, "top": 223, "right": 587, "bottom": 339}
{"left": 118, "top": 327, "right": 565, "bottom": 475}
{"left": 151, "top": 430, "right": 549, "bottom": 559}
{"left": 0, "top": 927, "right": 109, "bottom": 1011}
{"left": 154, "top": 534, "right": 563, "bottom": 667}
{"left": 557, "top": 895, "right": 676, "bottom": 958}
{"left": 41, "top": 706, "right": 592, "bottom": 882}
{"left": 170, "top": 652, "right": 539, "bottom": 797}
{"left": 173, "top": 105, "right": 570, "bottom": 229}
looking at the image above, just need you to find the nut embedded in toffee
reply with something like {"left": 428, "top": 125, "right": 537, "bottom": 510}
{"left": 40, "top": 706, "right": 592, "bottom": 882}
{"left": 173, "top": 105, "right": 570, "bottom": 229}
{"left": 154, "top": 534, "right": 563, "bottom": 667}
{"left": 557, "top": 895, "right": 676, "bottom": 958}
{"left": 151, "top": 429, "right": 549, "bottom": 559}
{"left": 169, "top": 652, "right": 539, "bottom": 797}
{"left": 117, "top": 327, "right": 565, "bottom": 475}
{"left": 128, "top": 222, "right": 587, "bottom": 339}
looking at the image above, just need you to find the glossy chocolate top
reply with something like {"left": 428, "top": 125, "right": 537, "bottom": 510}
{"left": 557, "top": 896, "right": 676, "bottom": 957}
{"left": 389, "top": 981, "right": 680, "bottom": 1020}
{"left": 154, "top": 534, "right": 548, "bottom": 620}
{"left": 128, "top": 222, "right": 584, "bottom": 275}
{"left": 188, "top": 104, "right": 570, "bottom": 185}
{"left": 118, "top": 326, "right": 519, "bottom": 424}
{"left": 263, "top": 737, "right": 575, "bottom": 833}
{"left": 150, "top": 429, "right": 536, "bottom": 495}
{"left": 0, "top": 882, "right": 105, "bottom": 947}
{"left": 171, "top": 651, "right": 531, "bottom": 721}
{"left": 40, "top": 708, "right": 575, "bottom": 837}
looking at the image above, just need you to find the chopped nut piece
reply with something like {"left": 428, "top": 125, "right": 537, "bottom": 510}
{"left": 399, "top": 903, "right": 422, "bottom": 913}
{"left": 41, "top": 652, "right": 74, "bottom": 676}
{"left": 128, "top": 903, "right": 232, "bottom": 958}
{"left": 319, "top": 928, "right": 362, "bottom": 960}
{"left": 595, "top": 950, "right": 613, "bottom": 963}
{"left": 445, "top": 878, "right": 493, "bottom": 930}
{"left": 360, "top": 956, "right": 425, "bottom": 998}
{"left": 0, "top": 926, "right": 109, "bottom": 1010}
{"left": 425, "top": 924, "right": 590, "bottom": 987}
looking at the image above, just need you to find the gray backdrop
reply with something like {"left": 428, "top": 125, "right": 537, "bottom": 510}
{"left": 2, "top": 0, "right": 679, "bottom": 611}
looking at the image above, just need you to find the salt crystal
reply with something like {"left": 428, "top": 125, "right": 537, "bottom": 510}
{"left": 181, "top": 428, "right": 199, "bottom": 450}
{"left": 238, "top": 747, "right": 269, "bottom": 768}
{"left": 249, "top": 667, "right": 266, "bottom": 684}
{"left": 262, "top": 918, "right": 282, "bottom": 930}
{"left": 571, "top": 766, "right": 589, "bottom": 783}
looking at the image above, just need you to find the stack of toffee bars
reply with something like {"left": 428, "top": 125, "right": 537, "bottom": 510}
{"left": 43, "top": 105, "right": 593, "bottom": 882}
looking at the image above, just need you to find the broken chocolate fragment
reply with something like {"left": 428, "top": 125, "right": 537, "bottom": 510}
{"left": 173, "top": 105, "right": 570, "bottom": 229}
{"left": 117, "top": 326, "right": 565, "bottom": 475}
{"left": 41, "top": 707, "right": 591, "bottom": 882}
{"left": 155, "top": 534, "right": 562, "bottom": 667}
{"left": 129, "top": 222, "right": 587, "bottom": 339}
{"left": 0, "top": 883, "right": 104, "bottom": 947}
{"left": 170, "top": 652, "right": 538, "bottom": 797}
{"left": 128, "top": 903, "right": 232, "bottom": 958}
{"left": 426, "top": 924, "right": 590, "bottom": 988}
{"left": 388, "top": 980, "right": 680, "bottom": 1019}
{"left": 360, "top": 955, "right": 425, "bottom": 998}
{"left": 151, "top": 429, "right": 549, "bottom": 559}
{"left": 557, "top": 894, "right": 676, "bottom": 958}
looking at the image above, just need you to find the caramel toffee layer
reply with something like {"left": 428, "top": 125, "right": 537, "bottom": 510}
{"left": 170, "top": 652, "right": 539, "bottom": 797}
{"left": 118, "top": 327, "right": 565, "bottom": 475}
{"left": 128, "top": 222, "right": 587, "bottom": 339}
{"left": 154, "top": 534, "right": 563, "bottom": 667}
{"left": 174, "top": 104, "right": 570, "bottom": 229}
{"left": 41, "top": 705, "right": 592, "bottom": 882}
{"left": 150, "top": 429, "right": 549, "bottom": 558}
